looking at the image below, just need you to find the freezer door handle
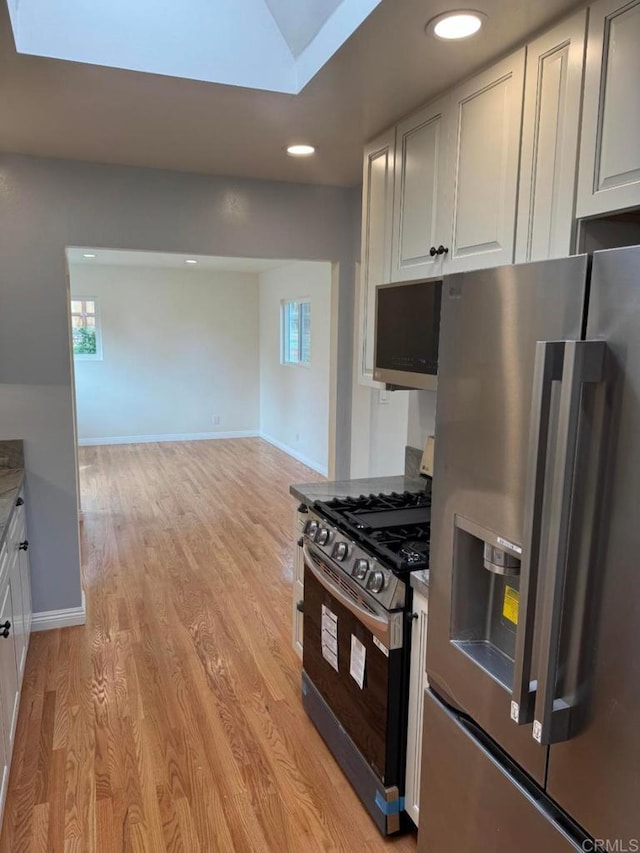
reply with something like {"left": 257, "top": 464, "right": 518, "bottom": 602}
{"left": 511, "top": 341, "right": 565, "bottom": 726}
{"left": 532, "top": 340, "right": 606, "bottom": 745}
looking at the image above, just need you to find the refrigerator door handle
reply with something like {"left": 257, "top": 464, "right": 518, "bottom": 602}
{"left": 511, "top": 341, "right": 565, "bottom": 726}
{"left": 532, "top": 340, "right": 606, "bottom": 745}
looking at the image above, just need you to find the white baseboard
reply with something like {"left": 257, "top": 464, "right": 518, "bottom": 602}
{"left": 259, "top": 433, "right": 327, "bottom": 476}
{"left": 32, "top": 590, "right": 86, "bottom": 632}
{"left": 78, "top": 430, "right": 259, "bottom": 446}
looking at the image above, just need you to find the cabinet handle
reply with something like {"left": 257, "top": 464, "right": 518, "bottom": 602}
{"left": 19, "top": 541, "right": 29, "bottom": 551}
{"left": 296, "top": 600, "right": 304, "bottom": 613}
{"left": 429, "top": 246, "right": 437, "bottom": 257}
{"left": 0, "top": 621, "right": 10, "bottom": 639}
{"left": 16, "top": 497, "right": 24, "bottom": 507}
{"left": 436, "top": 245, "right": 449, "bottom": 255}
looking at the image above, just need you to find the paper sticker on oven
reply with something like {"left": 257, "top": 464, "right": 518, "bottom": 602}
{"left": 373, "top": 636, "right": 389, "bottom": 657}
{"left": 321, "top": 604, "right": 338, "bottom": 637}
{"left": 322, "top": 629, "right": 338, "bottom": 655}
{"left": 321, "top": 605, "right": 339, "bottom": 671}
{"left": 323, "top": 647, "right": 339, "bottom": 672}
{"left": 350, "top": 635, "right": 366, "bottom": 690}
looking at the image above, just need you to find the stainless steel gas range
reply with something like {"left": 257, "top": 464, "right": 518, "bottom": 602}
{"left": 298, "top": 489, "right": 431, "bottom": 836}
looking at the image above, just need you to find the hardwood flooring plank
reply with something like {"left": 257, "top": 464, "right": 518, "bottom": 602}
{"left": 0, "top": 438, "right": 418, "bottom": 852}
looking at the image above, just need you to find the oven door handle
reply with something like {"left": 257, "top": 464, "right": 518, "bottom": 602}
{"left": 302, "top": 543, "right": 398, "bottom": 649}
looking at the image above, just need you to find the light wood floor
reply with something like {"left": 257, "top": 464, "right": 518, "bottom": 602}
{"left": 0, "top": 439, "right": 418, "bottom": 852}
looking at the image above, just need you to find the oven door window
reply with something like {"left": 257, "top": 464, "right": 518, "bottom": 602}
{"left": 303, "top": 563, "right": 396, "bottom": 783}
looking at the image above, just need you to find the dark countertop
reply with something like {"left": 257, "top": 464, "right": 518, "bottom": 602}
{"left": 0, "top": 468, "right": 24, "bottom": 551}
{"left": 289, "top": 475, "right": 428, "bottom": 506}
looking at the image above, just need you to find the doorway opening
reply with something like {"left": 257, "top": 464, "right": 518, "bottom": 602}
{"left": 66, "top": 247, "right": 337, "bottom": 513}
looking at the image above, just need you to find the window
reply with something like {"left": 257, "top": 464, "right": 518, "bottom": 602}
{"left": 282, "top": 299, "right": 311, "bottom": 365}
{"left": 71, "top": 297, "right": 102, "bottom": 359}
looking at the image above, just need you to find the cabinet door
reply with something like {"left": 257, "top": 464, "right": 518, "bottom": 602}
{"left": 0, "top": 551, "right": 9, "bottom": 821}
{"left": 444, "top": 50, "right": 525, "bottom": 273}
{"left": 0, "top": 704, "right": 9, "bottom": 826}
{"left": 291, "top": 506, "right": 305, "bottom": 659}
{"left": 357, "top": 129, "right": 395, "bottom": 386}
{"left": 516, "top": 11, "right": 587, "bottom": 262}
{"left": 404, "top": 590, "right": 429, "bottom": 827}
{"left": 16, "top": 503, "right": 32, "bottom": 642}
{"left": 0, "top": 577, "right": 19, "bottom": 752}
{"left": 577, "top": 0, "right": 640, "bottom": 217}
{"left": 6, "top": 535, "right": 25, "bottom": 685}
{"left": 292, "top": 579, "right": 304, "bottom": 660}
{"left": 392, "top": 97, "right": 451, "bottom": 281}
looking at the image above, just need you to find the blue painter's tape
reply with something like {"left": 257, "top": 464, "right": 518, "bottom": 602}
{"left": 374, "top": 791, "right": 405, "bottom": 815}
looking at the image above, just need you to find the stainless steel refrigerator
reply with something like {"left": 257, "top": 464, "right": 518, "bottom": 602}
{"left": 419, "top": 246, "right": 640, "bottom": 852}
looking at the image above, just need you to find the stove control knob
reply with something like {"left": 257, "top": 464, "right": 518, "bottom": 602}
{"left": 367, "top": 570, "right": 385, "bottom": 593}
{"left": 316, "top": 528, "right": 331, "bottom": 546}
{"left": 304, "top": 520, "right": 318, "bottom": 537}
{"left": 353, "top": 558, "right": 369, "bottom": 580}
{"left": 332, "top": 541, "right": 349, "bottom": 561}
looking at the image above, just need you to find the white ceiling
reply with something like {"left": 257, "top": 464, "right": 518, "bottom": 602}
{"left": 0, "top": 0, "right": 584, "bottom": 186}
{"left": 66, "top": 248, "right": 291, "bottom": 274}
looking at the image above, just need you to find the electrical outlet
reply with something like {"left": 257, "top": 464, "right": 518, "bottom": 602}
{"left": 213, "top": 415, "right": 221, "bottom": 425}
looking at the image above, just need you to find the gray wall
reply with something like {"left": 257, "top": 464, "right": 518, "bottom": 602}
{"left": 0, "top": 153, "right": 360, "bottom": 614}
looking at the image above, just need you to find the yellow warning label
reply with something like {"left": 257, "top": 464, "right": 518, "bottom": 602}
{"left": 503, "top": 586, "right": 519, "bottom": 625}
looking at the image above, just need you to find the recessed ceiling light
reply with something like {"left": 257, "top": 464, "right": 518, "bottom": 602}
{"left": 185, "top": 259, "right": 198, "bottom": 264}
{"left": 286, "top": 144, "right": 316, "bottom": 157}
{"left": 426, "top": 10, "right": 486, "bottom": 41}
{"left": 83, "top": 253, "right": 96, "bottom": 259}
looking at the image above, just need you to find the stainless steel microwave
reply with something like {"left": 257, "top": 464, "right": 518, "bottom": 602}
{"left": 373, "top": 278, "right": 442, "bottom": 390}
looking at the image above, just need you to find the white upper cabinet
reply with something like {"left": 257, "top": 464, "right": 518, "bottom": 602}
{"left": 516, "top": 12, "right": 588, "bottom": 262}
{"left": 391, "top": 96, "right": 451, "bottom": 281}
{"left": 445, "top": 50, "right": 526, "bottom": 273}
{"left": 577, "top": 0, "right": 640, "bottom": 217}
{"left": 358, "top": 129, "right": 395, "bottom": 386}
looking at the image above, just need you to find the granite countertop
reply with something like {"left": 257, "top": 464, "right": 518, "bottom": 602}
{"left": 0, "top": 440, "right": 25, "bottom": 552}
{"left": 289, "top": 475, "right": 428, "bottom": 506}
{"left": 410, "top": 569, "right": 430, "bottom": 598}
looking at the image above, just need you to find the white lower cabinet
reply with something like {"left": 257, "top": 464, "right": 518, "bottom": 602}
{"left": 405, "top": 589, "right": 429, "bottom": 827}
{"left": 0, "top": 487, "right": 33, "bottom": 827}
{"left": 7, "top": 521, "right": 25, "bottom": 688}
{"left": 0, "top": 569, "right": 19, "bottom": 793}
{"left": 15, "top": 505, "right": 32, "bottom": 649}
{"left": 291, "top": 504, "right": 306, "bottom": 659}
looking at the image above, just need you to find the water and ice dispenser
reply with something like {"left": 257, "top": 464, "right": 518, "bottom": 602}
{"left": 450, "top": 516, "right": 522, "bottom": 691}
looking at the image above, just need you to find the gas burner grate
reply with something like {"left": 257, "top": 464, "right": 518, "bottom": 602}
{"left": 314, "top": 490, "right": 432, "bottom": 574}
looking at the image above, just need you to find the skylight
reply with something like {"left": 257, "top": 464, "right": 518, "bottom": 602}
{"left": 8, "top": 0, "right": 383, "bottom": 94}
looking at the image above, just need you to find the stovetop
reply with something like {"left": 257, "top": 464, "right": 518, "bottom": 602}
{"left": 314, "top": 490, "right": 431, "bottom": 574}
